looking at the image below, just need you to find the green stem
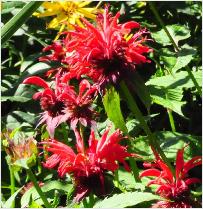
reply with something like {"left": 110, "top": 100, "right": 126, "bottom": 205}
{"left": 129, "top": 158, "right": 140, "bottom": 182}
{"left": 167, "top": 109, "right": 176, "bottom": 132}
{"left": 119, "top": 81, "right": 175, "bottom": 176}
{"left": 114, "top": 170, "right": 119, "bottom": 188}
{"left": 149, "top": 2, "right": 202, "bottom": 97}
{"left": 83, "top": 198, "right": 88, "bottom": 208}
{"left": 26, "top": 168, "right": 52, "bottom": 208}
{"left": 88, "top": 193, "right": 95, "bottom": 207}
{"left": 9, "top": 165, "right": 15, "bottom": 208}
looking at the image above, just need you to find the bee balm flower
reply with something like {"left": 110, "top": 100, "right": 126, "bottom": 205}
{"left": 64, "top": 6, "right": 152, "bottom": 91}
{"left": 41, "top": 128, "right": 133, "bottom": 201}
{"left": 140, "top": 146, "right": 202, "bottom": 208}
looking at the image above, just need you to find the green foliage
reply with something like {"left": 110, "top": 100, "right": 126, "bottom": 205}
{"left": 3, "top": 187, "right": 23, "bottom": 208}
{"left": 2, "top": 2, "right": 42, "bottom": 45}
{"left": 151, "top": 24, "right": 190, "bottom": 46}
{"left": 103, "top": 86, "right": 128, "bottom": 133}
{"left": 146, "top": 71, "right": 202, "bottom": 116}
{"left": 21, "top": 181, "right": 72, "bottom": 208}
{"left": 93, "top": 192, "right": 161, "bottom": 208}
{"left": 131, "top": 131, "right": 201, "bottom": 161}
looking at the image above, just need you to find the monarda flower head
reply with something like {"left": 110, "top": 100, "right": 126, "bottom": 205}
{"left": 40, "top": 128, "right": 133, "bottom": 202}
{"left": 63, "top": 6, "right": 152, "bottom": 91}
{"left": 23, "top": 76, "right": 97, "bottom": 137}
{"left": 140, "top": 146, "right": 202, "bottom": 208}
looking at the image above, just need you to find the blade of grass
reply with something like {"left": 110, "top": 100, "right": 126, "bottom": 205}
{"left": 1, "top": 1, "right": 42, "bottom": 45}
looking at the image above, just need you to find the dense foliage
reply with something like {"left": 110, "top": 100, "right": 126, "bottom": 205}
{"left": 1, "top": 1, "right": 202, "bottom": 208}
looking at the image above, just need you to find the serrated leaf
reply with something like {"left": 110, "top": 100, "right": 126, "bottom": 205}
{"left": 93, "top": 192, "right": 161, "bottom": 208}
{"left": 146, "top": 71, "right": 202, "bottom": 89}
{"left": 152, "top": 24, "right": 190, "bottom": 46}
{"left": 148, "top": 86, "right": 185, "bottom": 116}
{"left": 172, "top": 44, "right": 197, "bottom": 73}
{"left": 21, "top": 181, "right": 71, "bottom": 208}
{"left": 103, "top": 86, "right": 128, "bottom": 133}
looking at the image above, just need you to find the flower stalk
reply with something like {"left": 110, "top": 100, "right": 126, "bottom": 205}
{"left": 119, "top": 81, "right": 175, "bottom": 176}
{"left": 149, "top": 2, "right": 202, "bottom": 97}
{"left": 9, "top": 165, "right": 15, "bottom": 208}
{"left": 26, "top": 168, "right": 52, "bottom": 208}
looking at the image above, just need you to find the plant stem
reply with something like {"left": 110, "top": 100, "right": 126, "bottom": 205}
{"left": 129, "top": 158, "right": 140, "bottom": 182}
{"left": 167, "top": 109, "right": 176, "bottom": 132}
{"left": 114, "top": 170, "right": 119, "bottom": 188}
{"left": 149, "top": 2, "right": 202, "bottom": 97}
{"left": 9, "top": 165, "right": 15, "bottom": 208}
{"left": 88, "top": 193, "right": 95, "bottom": 207}
{"left": 83, "top": 198, "right": 88, "bottom": 208}
{"left": 119, "top": 81, "right": 175, "bottom": 176}
{"left": 26, "top": 168, "right": 52, "bottom": 208}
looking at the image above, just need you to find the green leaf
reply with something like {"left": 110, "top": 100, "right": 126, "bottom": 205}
{"left": 146, "top": 71, "right": 202, "bottom": 89}
{"left": 172, "top": 44, "right": 197, "bottom": 73}
{"left": 131, "top": 131, "right": 201, "bottom": 161}
{"left": 1, "top": 96, "right": 31, "bottom": 102}
{"left": 1, "top": 2, "right": 25, "bottom": 14}
{"left": 21, "top": 181, "right": 71, "bottom": 208}
{"left": 93, "top": 192, "right": 161, "bottom": 208}
{"left": 148, "top": 86, "right": 185, "bottom": 116}
{"left": 146, "top": 71, "right": 202, "bottom": 116}
{"left": 118, "top": 169, "right": 145, "bottom": 191}
{"left": 152, "top": 24, "right": 190, "bottom": 46}
{"left": 159, "top": 48, "right": 177, "bottom": 71}
{"left": 3, "top": 187, "right": 23, "bottom": 208}
{"left": 1, "top": 1, "right": 42, "bottom": 45}
{"left": 103, "top": 86, "right": 128, "bottom": 133}
{"left": 5, "top": 111, "right": 36, "bottom": 130}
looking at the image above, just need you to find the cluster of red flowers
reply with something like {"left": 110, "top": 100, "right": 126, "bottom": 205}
{"left": 23, "top": 6, "right": 201, "bottom": 206}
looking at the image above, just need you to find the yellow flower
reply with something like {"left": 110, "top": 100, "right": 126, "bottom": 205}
{"left": 34, "top": 1, "right": 101, "bottom": 39}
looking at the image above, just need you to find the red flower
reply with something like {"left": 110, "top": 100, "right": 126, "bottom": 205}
{"left": 23, "top": 76, "right": 97, "bottom": 136}
{"left": 60, "top": 79, "right": 98, "bottom": 130}
{"left": 41, "top": 128, "right": 132, "bottom": 201}
{"left": 62, "top": 6, "right": 152, "bottom": 90}
{"left": 23, "top": 76, "right": 72, "bottom": 137}
{"left": 140, "top": 146, "right": 202, "bottom": 208}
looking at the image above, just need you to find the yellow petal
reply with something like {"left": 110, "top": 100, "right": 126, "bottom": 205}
{"left": 78, "top": 1, "right": 91, "bottom": 8}
{"left": 77, "top": 8, "right": 96, "bottom": 19}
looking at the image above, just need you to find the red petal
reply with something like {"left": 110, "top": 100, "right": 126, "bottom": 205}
{"left": 122, "top": 21, "right": 140, "bottom": 30}
{"left": 185, "top": 177, "right": 201, "bottom": 186}
{"left": 23, "top": 76, "right": 49, "bottom": 89}
{"left": 158, "top": 160, "right": 174, "bottom": 183}
{"left": 140, "top": 168, "right": 161, "bottom": 178}
{"left": 183, "top": 156, "right": 202, "bottom": 177}
{"left": 175, "top": 148, "right": 184, "bottom": 180}
{"left": 96, "top": 128, "right": 110, "bottom": 152}
{"left": 79, "top": 79, "right": 90, "bottom": 98}
{"left": 74, "top": 129, "right": 85, "bottom": 153}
